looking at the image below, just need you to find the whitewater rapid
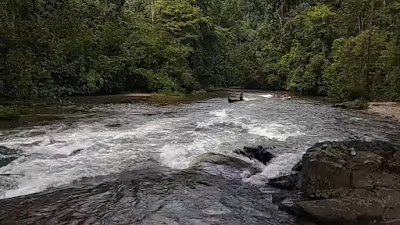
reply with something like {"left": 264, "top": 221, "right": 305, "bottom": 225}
{"left": 0, "top": 93, "right": 398, "bottom": 199}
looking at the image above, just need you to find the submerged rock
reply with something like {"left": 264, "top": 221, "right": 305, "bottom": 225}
{"left": 269, "top": 173, "right": 301, "bottom": 191}
{"left": 272, "top": 192, "right": 303, "bottom": 216}
{"left": 0, "top": 156, "right": 18, "bottom": 168}
{"left": 269, "top": 160, "right": 303, "bottom": 191}
{"left": 234, "top": 146, "right": 275, "bottom": 164}
{"left": 70, "top": 148, "right": 84, "bottom": 156}
{"left": 190, "top": 153, "right": 251, "bottom": 169}
{"left": 292, "top": 160, "right": 302, "bottom": 172}
{"left": 269, "top": 159, "right": 303, "bottom": 217}
{"left": 0, "top": 146, "right": 20, "bottom": 168}
{"left": 105, "top": 123, "right": 123, "bottom": 128}
{"left": 297, "top": 140, "right": 400, "bottom": 224}
{"left": 0, "top": 146, "right": 21, "bottom": 156}
{"left": 190, "top": 153, "right": 259, "bottom": 180}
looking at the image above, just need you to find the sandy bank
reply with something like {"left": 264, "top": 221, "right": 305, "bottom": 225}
{"left": 367, "top": 102, "right": 400, "bottom": 121}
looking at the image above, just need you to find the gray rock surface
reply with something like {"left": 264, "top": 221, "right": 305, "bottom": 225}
{"left": 297, "top": 140, "right": 400, "bottom": 224}
{"left": 0, "top": 146, "right": 20, "bottom": 168}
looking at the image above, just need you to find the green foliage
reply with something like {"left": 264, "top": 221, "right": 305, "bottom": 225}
{"left": 0, "top": 106, "right": 31, "bottom": 120}
{"left": 378, "top": 42, "right": 400, "bottom": 100}
{"left": 155, "top": 0, "right": 208, "bottom": 43}
{"left": 1, "top": 0, "right": 400, "bottom": 101}
{"left": 326, "top": 30, "right": 388, "bottom": 100}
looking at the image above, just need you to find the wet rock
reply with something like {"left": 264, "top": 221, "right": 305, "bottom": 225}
{"left": 105, "top": 123, "right": 123, "bottom": 128}
{"left": 0, "top": 156, "right": 18, "bottom": 168}
{"left": 190, "top": 153, "right": 258, "bottom": 180}
{"left": 292, "top": 160, "right": 302, "bottom": 172}
{"left": 278, "top": 195, "right": 301, "bottom": 216}
{"left": 332, "top": 99, "right": 369, "bottom": 110}
{"left": 296, "top": 140, "right": 400, "bottom": 224}
{"left": 297, "top": 198, "right": 386, "bottom": 223}
{"left": 268, "top": 174, "right": 301, "bottom": 191}
{"left": 191, "top": 153, "right": 251, "bottom": 169}
{"left": 0, "top": 146, "right": 21, "bottom": 156}
{"left": 0, "top": 146, "right": 20, "bottom": 168}
{"left": 269, "top": 160, "right": 303, "bottom": 216}
{"left": 234, "top": 146, "right": 275, "bottom": 165}
{"left": 0, "top": 167, "right": 297, "bottom": 225}
{"left": 70, "top": 148, "right": 84, "bottom": 156}
{"left": 269, "top": 160, "right": 302, "bottom": 191}
{"left": 272, "top": 192, "right": 303, "bottom": 217}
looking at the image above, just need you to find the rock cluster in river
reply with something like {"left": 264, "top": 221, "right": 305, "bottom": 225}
{"left": 271, "top": 140, "right": 400, "bottom": 225}
{"left": 234, "top": 146, "right": 275, "bottom": 165}
{"left": 0, "top": 146, "right": 20, "bottom": 168}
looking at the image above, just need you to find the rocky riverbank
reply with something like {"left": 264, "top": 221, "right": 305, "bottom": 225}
{"left": 271, "top": 140, "right": 400, "bottom": 225}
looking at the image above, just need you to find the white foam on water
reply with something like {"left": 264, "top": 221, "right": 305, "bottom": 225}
{"left": 0, "top": 146, "right": 143, "bottom": 199}
{"left": 248, "top": 123, "right": 303, "bottom": 141}
{"left": 209, "top": 109, "right": 228, "bottom": 118}
{"left": 159, "top": 135, "right": 222, "bottom": 169}
{"left": 197, "top": 109, "right": 249, "bottom": 131}
{"left": 243, "top": 97, "right": 258, "bottom": 101}
{"left": 196, "top": 119, "right": 249, "bottom": 131}
{"left": 243, "top": 153, "right": 302, "bottom": 185}
{"left": 0, "top": 118, "right": 174, "bottom": 198}
{"left": 259, "top": 94, "right": 274, "bottom": 98}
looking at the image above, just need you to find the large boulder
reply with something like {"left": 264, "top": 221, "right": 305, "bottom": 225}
{"left": 297, "top": 140, "right": 400, "bottom": 224}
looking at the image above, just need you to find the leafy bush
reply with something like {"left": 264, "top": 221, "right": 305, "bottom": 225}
{"left": 0, "top": 106, "right": 31, "bottom": 120}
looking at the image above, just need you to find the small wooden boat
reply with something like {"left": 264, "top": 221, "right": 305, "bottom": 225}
{"left": 228, "top": 98, "right": 243, "bottom": 103}
{"left": 273, "top": 94, "right": 291, "bottom": 100}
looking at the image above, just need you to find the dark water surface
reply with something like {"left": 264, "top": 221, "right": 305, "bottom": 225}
{"left": 0, "top": 92, "right": 399, "bottom": 224}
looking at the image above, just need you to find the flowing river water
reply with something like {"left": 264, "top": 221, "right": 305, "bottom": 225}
{"left": 0, "top": 92, "right": 399, "bottom": 224}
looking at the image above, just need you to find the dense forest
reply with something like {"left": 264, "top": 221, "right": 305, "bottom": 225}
{"left": 1, "top": 0, "right": 400, "bottom": 101}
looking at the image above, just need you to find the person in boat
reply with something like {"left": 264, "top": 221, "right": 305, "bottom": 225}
{"left": 227, "top": 91, "right": 244, "bottom": 103}
{"left": 281, "top": 93, "right": 291, "bottom": 100}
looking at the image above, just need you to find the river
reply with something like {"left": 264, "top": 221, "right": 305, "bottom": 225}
{"left": 0, "top": 92, "right": 399, "bottom": 224}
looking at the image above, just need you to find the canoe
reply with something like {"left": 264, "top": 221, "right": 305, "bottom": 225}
{"left": 228, "top": 98, "right": 243, "bottom": 103}
{"left": 273, "top": 95, "right": 291, "bottom": 100}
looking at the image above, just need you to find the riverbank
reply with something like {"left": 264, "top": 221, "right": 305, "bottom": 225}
{"left": 0, "top": 92, "right": 233, "bottom": 129}
{"left": 367, "top": 102, "right": 400, "bottom": 121}
{"left": 0, "top": 91, "right": 233, "bottom": 108}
